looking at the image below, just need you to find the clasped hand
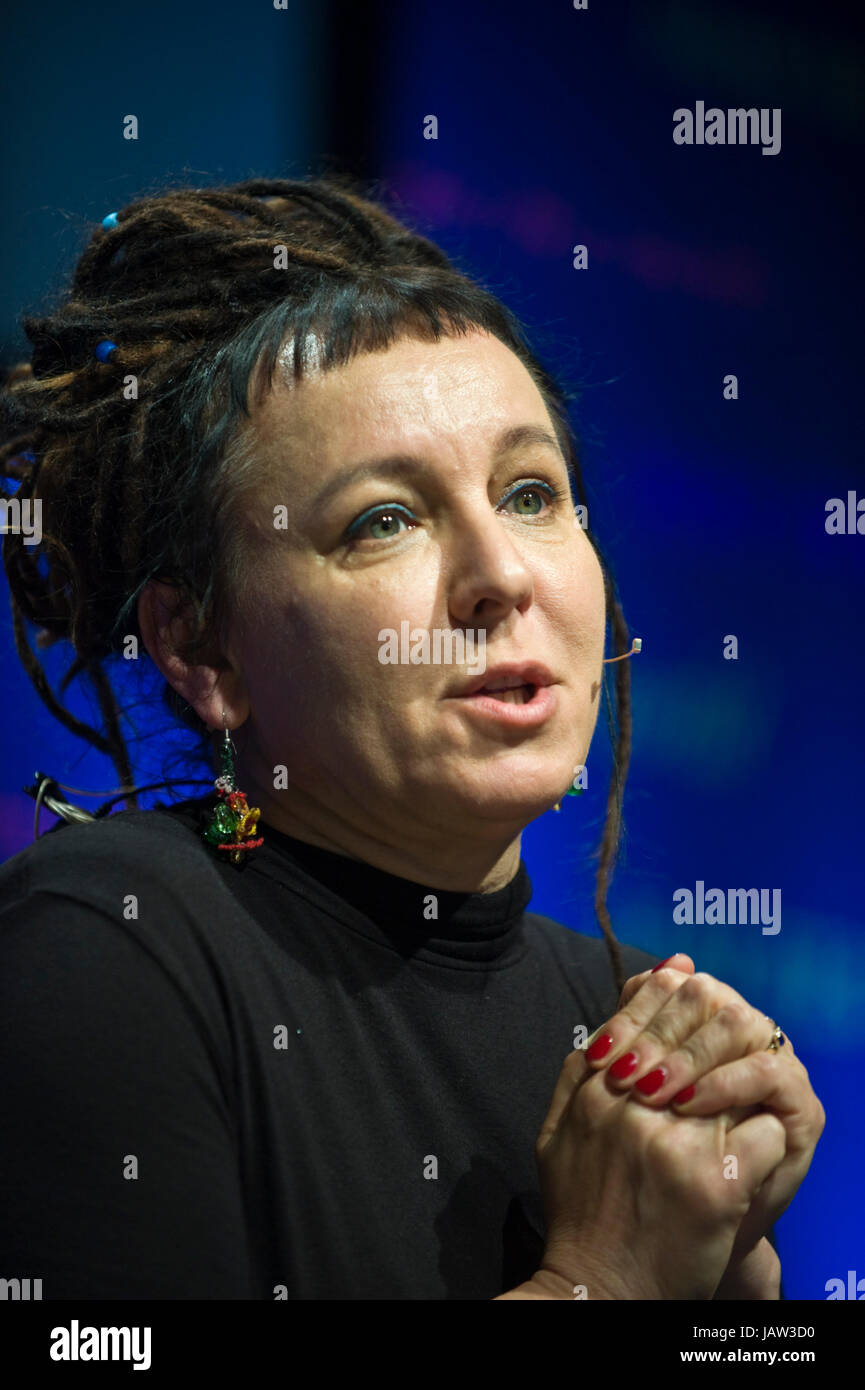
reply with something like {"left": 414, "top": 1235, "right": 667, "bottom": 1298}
{"left": 577, "top": 954, "right": 825, "bottom": 1262}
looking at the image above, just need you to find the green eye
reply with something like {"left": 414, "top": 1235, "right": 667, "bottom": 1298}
{"left": 508, "top": 488, "right": 546, "bottom": 515}
{"left": 501, "top": 481, "right": 562, "bottom": 516}
{"left": 343, "top": 478, "right": 567, "bottom": 546}
{"left": 344, "top": 505, "right": 415, "bottom": 543}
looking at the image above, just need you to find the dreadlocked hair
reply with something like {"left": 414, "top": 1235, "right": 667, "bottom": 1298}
{"left": 0, "top": 172, "right": 635, "bottom": 995}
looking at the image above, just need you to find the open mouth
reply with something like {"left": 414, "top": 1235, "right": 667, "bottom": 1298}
{"left": 470, "top": 683, "right": 536, "bottom": 704}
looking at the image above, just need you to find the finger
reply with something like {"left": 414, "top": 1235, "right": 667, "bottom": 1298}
{"left": 623, "top": 998, "right": 775, "bottom": 1107}
{"left": 617, "top": 953, "right": 696, "bottom": 1010}
{"left": 627, "top": 1089, "right": 760, "bottom": 1130}
{"left": 721, "top": 1111, "right": 788, "bottom": 1197}
{"left": 582, "top": 965, "right": 700, "bottom": 1068}
{"left": 598, "top": 972, "right": 763, "bottom": 1096}
{"left": 651, "top": 1019, "right": 798, "bottom": 1107}
{"left": 720, "top": 1102, "right": 762, "bottom": 1130}
{"left": 589, "top": 955, "right": 696, "bottom": 1055}
{"left": 536, "top": 1049, "right": 590, "bottom": 1150}
{"left": 671, "top": 1050, "right": 823, "bottom": 1154}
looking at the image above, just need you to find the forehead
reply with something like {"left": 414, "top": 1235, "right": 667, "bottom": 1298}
{"left": 250, "top": 329, "right": 549, "bottom": 460}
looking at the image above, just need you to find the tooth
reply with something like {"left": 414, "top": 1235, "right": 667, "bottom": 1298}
{"left": 489, "top": 685, "right": 528, "bottom": 704}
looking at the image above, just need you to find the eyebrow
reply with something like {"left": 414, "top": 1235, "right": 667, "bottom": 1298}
{"left": 312, "top": 423, "right": 567, "bottom": 510}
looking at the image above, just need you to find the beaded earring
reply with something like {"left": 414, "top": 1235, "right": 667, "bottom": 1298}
{"left": 202, "top": 714, "right": 264, "bottom": 864}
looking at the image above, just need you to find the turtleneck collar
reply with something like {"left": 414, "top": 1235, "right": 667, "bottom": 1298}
{"left": 165, "top": 797, "right": 534, "bottom": 970}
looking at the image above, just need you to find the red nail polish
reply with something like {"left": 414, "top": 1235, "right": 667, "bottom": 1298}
{"left": 635, "top": 1067, "right": 668, "bottom": 1096}
{"left": 651, "top": 957, "right": 673, "bottom": 973}
{"left": 608, "top": 1051, "right": 638, "bottom": 1080}
{"left": 586, "top": 1032, "right": 613, "bottom": 1062}
{"left": 672, "top": 1084, "right": 696, "bottom": 1105}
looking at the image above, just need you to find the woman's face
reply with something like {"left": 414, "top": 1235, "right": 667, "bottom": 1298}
{"left": 223, "top": 327, "right": 606, "bottom": 856}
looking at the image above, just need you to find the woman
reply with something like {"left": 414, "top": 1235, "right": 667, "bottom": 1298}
{"left": 0, "top": 175, "right": 823, "bottom": 1300}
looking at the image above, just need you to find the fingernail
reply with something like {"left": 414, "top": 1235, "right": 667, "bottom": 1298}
{"left": 586, "top": 1032, "right": 613, "bottom": 1062}
{"left": 651, "top": 957, "right": 673, "bottom": 973}
{"left": 635, "top": 1067, "right": 668, "bottom": 1096}
{"left": 608, "top": 1051, "right": 638, "bottom": 1080}
{"left": 672, "top": 1084, "right": 696, "bottom": 1106}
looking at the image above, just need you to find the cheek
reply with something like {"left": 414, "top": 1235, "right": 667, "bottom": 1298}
{"left": 585, "top": 551, "right": 607, "bottom": 644}
{"left": 573, "top": 532, "right": 606, "bottom": 623}
{"left": 248, "top": 582, "right": 421, "bottom": 716}
{"left": 318, "top": 562, "right": 442, "bottom": 666}
{"left": 543, "top": 536, "right": 606, "bottom": 642}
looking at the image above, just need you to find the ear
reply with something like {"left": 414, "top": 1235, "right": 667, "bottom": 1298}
{"left": 137, "top": 579, "right": 249, "bottom": 730}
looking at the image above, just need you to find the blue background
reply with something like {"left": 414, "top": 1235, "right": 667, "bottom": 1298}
{"left": 1, "top": 0, "right": 861, "bottom": 1300}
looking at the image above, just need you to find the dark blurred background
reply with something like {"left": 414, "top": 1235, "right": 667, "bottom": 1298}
{"left": 1, "top": 0, "right": 862, "bottom": 1300}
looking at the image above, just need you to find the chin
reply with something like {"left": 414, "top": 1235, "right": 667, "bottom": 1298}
{"left": 446, "top": 773, "right": 569, "bottom": 820}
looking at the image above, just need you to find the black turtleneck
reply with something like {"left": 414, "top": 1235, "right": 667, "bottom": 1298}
{"left": 0, "top": 794, "right": 659, "bottom": 1299}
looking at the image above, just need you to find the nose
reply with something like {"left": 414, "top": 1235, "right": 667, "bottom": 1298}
{"left": 445, "top": 501, "right": 534, "bottom": 626}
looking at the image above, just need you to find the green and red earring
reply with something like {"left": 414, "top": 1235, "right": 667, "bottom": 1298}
{"left": 202, "top": 712, "right": 265, "bottom": 864}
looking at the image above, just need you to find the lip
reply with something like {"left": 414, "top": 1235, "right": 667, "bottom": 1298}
{"left": 449, "top": 683, "right": 559, "bottom": 726}
{"left": 444, "top": 663, "right": 559, "bottom": 728}
{"left": 448, "top": 662, "right": 556, "bottom": 699}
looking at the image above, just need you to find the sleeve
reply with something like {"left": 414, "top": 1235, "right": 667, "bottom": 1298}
{"left": 0, "top": 889, "right": 255, "bottom": 1299}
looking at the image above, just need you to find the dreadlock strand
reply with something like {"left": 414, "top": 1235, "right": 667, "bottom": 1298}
{"left": 8, "top": 596, "right": 114, "bottom": 759}
{"left": 85, "top": 659, "right": 138, "bottom": 807}
{"left": 592, "top": 585, "right": 634, "bottom": 998}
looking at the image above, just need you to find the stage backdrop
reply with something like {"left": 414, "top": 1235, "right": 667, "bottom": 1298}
{"left": 367, "top": 0, "right": 863, "bottom": 1301}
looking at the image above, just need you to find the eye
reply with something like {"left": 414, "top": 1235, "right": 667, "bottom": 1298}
{"left": 343, "top": 503, "right": 416, "bottom": 544}
{"left": 500, "top": 479, "right": 568, "bottom": 518}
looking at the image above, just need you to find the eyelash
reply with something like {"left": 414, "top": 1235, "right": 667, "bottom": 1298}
{"left": 343, "top": 479, "right": 571, "bottom": 545}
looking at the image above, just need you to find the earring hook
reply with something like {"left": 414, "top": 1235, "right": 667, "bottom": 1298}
{"left": 222, "top": 708, "right": 237, "bottom": 757}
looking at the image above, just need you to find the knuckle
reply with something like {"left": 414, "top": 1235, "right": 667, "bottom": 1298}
{"left": 678, "top": 973, "right": 711, "bottom": 1006}
{"left": 616, "top": 1005, "right": 642, "bottom": 1032}
{"left": 713, "top": 1003, "right": 744, "bottom": 1031}
{"left": 760, "top": 1048, "right": 783, "bottom": 1075}
{"left": 655, "top": 968, "right": 683, "bottom": 995}
{"left": 643, "top": 1011, "right": 680, "bottom": 1051}
{"left": 654, "top": 969, "right": 687, "bottom": 1002}
{"left": 676, "top": 1032, "right": 711, "bottom": 1070}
